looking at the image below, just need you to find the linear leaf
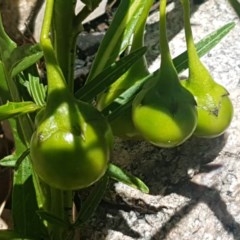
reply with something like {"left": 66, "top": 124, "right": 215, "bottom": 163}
{"left": 228, "top": 0, "right": 240, "bottom": 18}
{"left": 108, "top": 163, "right": 149, "bottom": 194}
{"left": 0, "top": 101, "right": 41, "bottom": 121}
{"left": 0, "top": 15, "right": 16, "bottom": 62}
{"left": 80, "top": 0, "right": 102, "bottom": 10}
{"left": 174, "top": 22, "right": 235, "bottom": 72}
{"left": 0, "top": 148, "right": 30, "bottom": 168}
{"left": 75, "top": 47, "right": 146, "bottom": 101}
{"left": 0, "top": 230, "right": 32, "bottom": 240}
{"left": 0, "top": 61, "right": 10, "bottom": 101}
{"left": 87, "top": 0, "right": 152, "bottom": 81}
{"left": 12, "top": 155, "right": 48, "bottom": 238}
{"left": 102, "top": 72, "right": 154, "bottom": 120}
{"left": 74, "top": 174, "right": 108, "bottom": 226}
{"left": 37, "top": 210, "right": 70, "bottom": 228}
{"left": 10, "top": 44, "right": 43, "bottom": 78}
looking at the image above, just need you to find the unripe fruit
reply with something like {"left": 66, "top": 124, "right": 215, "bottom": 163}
{"left": 180, "top": 0, "right": 233, "bottom": 138}
{"left": 132, "top": 0, "right": 197, "bottom": 148}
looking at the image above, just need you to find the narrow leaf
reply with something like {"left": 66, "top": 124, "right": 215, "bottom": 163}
{"left": 0, "top": 61, "right": 10, "bottom": 101}
{"left": 0, "top": 101, "right": 40, "bottom": 121}
{"left": 0, "top": 15, "right": 16, "bottom": 62}
{"left": 10, "top": 44, "right": 43, "bottom": 78}
{"left": 0, "top": 155, "right": 17, "bottom": 167}
{"left": 228, "top": 0, "right": 240, "bottom": 19}
{"left": 75, "top": 47, "right": 146, "bottom": 101}
{"left": 0, "top": 230, "right": 31, "bottom": 240}
{"left": 0, "top": 148, "right": 30, "bottom": 168}
{"left": 37, "top": 210, "right": 70, "bottom": 228}
{"left": 102, "top": 72, "right": 154, "bottom": 120}
{"left": 174, "top": 22, "right": 235, "bottom": 72}
{"left": 81, "top": 0, "right": 102, "bottom": 10}
{"left": 74, "top": 174, "right": 109, "bottom": 226}
{"left": 12, "top": 155, "right": 48, "bottom": 238}
{"left": 108, "top": 163, "right": 149, "bottom": 194}
{"left": 87, "top": 0, "right": 151, "bottom": 81}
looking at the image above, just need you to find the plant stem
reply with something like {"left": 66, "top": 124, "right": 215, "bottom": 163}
{"left": 181, "top": 0, "right": 211, "bottom": 83}
{"left": 159, "top": 0, "right": 174, "bottom": 69}
{"left": 128, "top": 0, "right": 152, "bottom": 72}
{"left": 181, "top": 0, "right": 200, "bottom": 70}
{"left": 48, "top": 188, "right": 65, "bottom": 239}
{"left": 52, "top": 0, "right": 78, "bottom": 92}
{"left": 158, "top": 0, "right": 180, "bottom": 88}
{"left": 40, "top": 0, "right": 67, "bottom": 95}
{"left": 40, "top": 1, "right": 74, "bottom": 238}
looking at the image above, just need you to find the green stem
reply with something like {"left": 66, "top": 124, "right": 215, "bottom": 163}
{"left": 128, "top": 0, "right": 152, "bottom": 73}
{"left": 158, "top": 0, "right": 180, "bottom": 88}
{"left": 181, "top": 0, "right": 211, "bottom": 83}
{"left": 181, "top": 0, "right": 200, "bottom": 69}
{"left": 52, "top": 0, "right": 78, "bottom": 92}
{"left": 48, "top": 188, "right": 65, "bottom": 239}
{"left": 159, "top": 0, "right": 174, "bottom": 69}
{"left": 131, "top": 0, "right": 153, "bottom": 51}
{"left": 40, "top": 0, "right": 67, "bottom": 95}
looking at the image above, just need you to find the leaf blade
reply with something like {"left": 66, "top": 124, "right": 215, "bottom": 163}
{"left": 74, "top": 174, "right": 109, "bottom": 226}
{"left": 75, "top": 47, "right": 146, "bottom": 101}
{"left": 108, "top": 163, "right": 149, "bottom": 194}
{"left": 0, "top": 101, "right": 41, "bottom": 121}
{"left": 174, "top": 22, "right": 235, "bottom": 72}
{"left": 10, "top": 44, "right": 43, "bottom": 78}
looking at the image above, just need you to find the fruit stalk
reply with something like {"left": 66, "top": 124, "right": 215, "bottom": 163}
{"left": 180, "top": 0, "right": 233, "bottom": 137}
{"left": 131, "top": 0, "right": 197, "bottom": 147}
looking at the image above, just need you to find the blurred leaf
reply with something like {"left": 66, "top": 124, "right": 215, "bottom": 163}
{"left": 0, "top": 148, "right": 30, "bottom": 168}
{"left": 0, "top": 15, "right": 16, "bottom": 62}
{"left": 75, "top": 47, "right": 146, "bottom": 101}
{"left": 12, "top": 156, "right": 48, "bottom": 238}
{"left": 21, "top": 74, "right": 47, "bottom": 106}
{"left": 108, "top": 163, "right": 149, "bottom": 193}
{"left": 0, "top": 61, "right": 10, "bottom": 101}
{"left": 87, "top": 0, "right": 152, "bottom": 81}
{"left": 10, "top": 44, "right": 43, "bottom": 78}
{"left": 0, "top": 230, "right": 32, "bottom": 240}
{"left": 228, "top": 0, "right": 240, "bottom": 18}
{"left": 81, "top": 0, "right": 102, "bottom": 10}
{"left": 74, "top": 174, "right": 108, "bottom": 226}
{"left": 0, "top": 101, "right": 41, "bottom": 121}
{"left": 0, "top": 154, "right": 16, "bottom": 167}
{"left": 0, "top": 15, "right": 15, "bottom": 102}
{"left": 37, "top": 210, "right": 70, "bottom": 228}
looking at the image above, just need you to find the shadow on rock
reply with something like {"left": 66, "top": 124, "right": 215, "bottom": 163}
{"left": 128, "top": 133, "right": 228, "bottom": 196}
{"left": 152, "top": 180, "right": 240, "bottom": 240}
